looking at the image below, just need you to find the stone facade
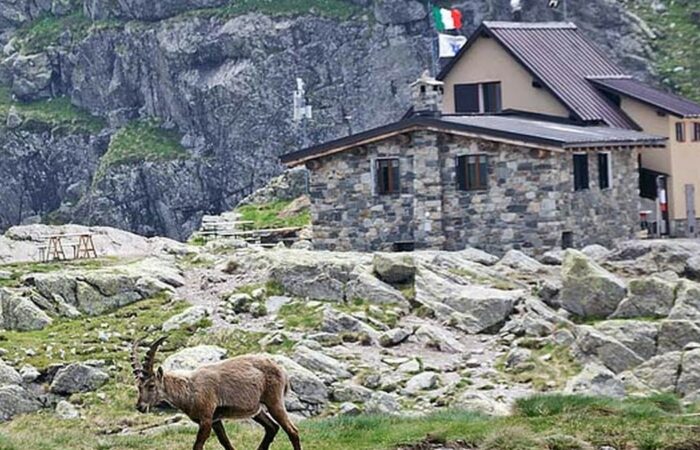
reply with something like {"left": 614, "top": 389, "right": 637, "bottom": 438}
{"left": 307, "top": 131, "right": 641, "bottom": 255}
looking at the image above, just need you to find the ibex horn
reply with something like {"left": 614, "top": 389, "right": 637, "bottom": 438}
{"left": 144, "top": 336, "right": 167, "bottom": 376}
{"left": 130, "top": 338, "right": 144, "bottom": 380}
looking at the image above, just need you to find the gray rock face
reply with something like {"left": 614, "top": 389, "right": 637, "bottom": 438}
{"left": 0, "top": 359, "right": 21, "bottom": 386}
{"left": 657, "top": 320, "right": 700, "bottom": 354}
{"left": 0, "top": 290, "right": 52, "bottom": 331}
{"left": 55, "top": 400, "right": 80, "bottom": 420}
{"left": 373, "top": 253, "right": 415, "bottom": 284}
{"left": 676, "top": 349, "right": 700, "bottom": 397}
{"left": 668, "top": 281, "right": 700, "bottom": 320}
{"left": 85, "top": 0, "right": 229, "bottom": 21}
{"left": 612, "top": 276, "right": 677, "bottom": 319}
{"left": 575, "top": 325, "right": 644, "bottom": 374}
{"left": 8, "top": 53, "right": 52, "bottom": 100}
{"left": 268, "top": 354, "right": 328, "bottom": 414}
{"left": 565, "top": 363, "right": 625, "bottom": 398}
{"left": 321, "top": 308, "right": 379, "bottom": 341}
{"left": 632, "top": 351, "right": 682, "bottom": 392}
{"left": 162, "top": 306, "right": 210, "bottom": 332}
{"left": 162, "top": 345, "right": 227, "bottom": 371}
{"left": 414, "top": 324, "right": 465, "bottom": 353}
{"left": 560, "top": 250, "right": 627, "bottom": 319}
{"left": 345, "top": 270, "right": 409, "bottom": 307}
{"left": 292, "top": 346, "right": 352, "bottom": 383}
{"left": 0, "top": 385, "right": 41, "bottom": 421}
{"left": 594, "top": 320, "right": 658, "bottom": 360}
{"left": 403, "top": 371, "right": 439, "bottom": 395}
{"left": 379, "top": 327, "right": 411, "bottom": 347}
{"left": 374, "top": 0, "right": 426, "bottom": 24}
{"left": 50, "top": 363, "right": 109, "bottom": 395}
{"left": 686, "top": 256, "right": 700, "bottom": 281}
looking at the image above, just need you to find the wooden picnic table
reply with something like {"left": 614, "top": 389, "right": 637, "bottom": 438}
{"left": 39, "top": 233, "right": 98, "bottom": 262}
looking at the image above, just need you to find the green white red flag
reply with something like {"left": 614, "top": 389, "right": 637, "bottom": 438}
{"left": 432, "top": 6, "right": 462, "bottom": 31}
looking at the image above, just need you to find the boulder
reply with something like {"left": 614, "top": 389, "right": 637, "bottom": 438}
{"left": 331, "top": 383, "right": 373, "bottom": 403}
{"left": 610, "top": 240, "right": 700, "bottom": 274}
{"left": 612, "top": 276, "right": 677, "bottom": 319}
{"left": 338, "top": 402, "right": 362, "bottom": 416}
{"left": 0, "top": 385, "right": 41, "bottom": 421}
{"left": 163, "top": 345, "right": 227, "bottom": 372}
{"left": 454, "top": 392, "right": 510, "bottom": 416}
{"left": 0, "top": 359, "right": 21, "bottom": 386}
{"left": 497, "top": 250, "right": 547, "bottom": 273}
{"left": 686, "top": 256, "right": 700, "bottom": 281}
{"left": 364, "top": 391, "right": 400, "bottom": 414}
{"left": 19, "top": 365, "right": 40, "bottom": 383}
{"left": 657, "top": 320, "right": 700, "bottom": 354}
{"left": 50, "top": 363, "right": 109, "bottom": 395}
{"left": 321, "top": 308, "right": 379, "bottom": 341}
{"left": 345, "top": 270, "right": 409, "bottom": 307}
{"left": 414, "top": 324, "right": 465, "bottom": 353}
{"left": 541, "top": 250, "right": 564, "bottom": 265}
{"left": 292, "top": 346, "right": 352, "bottom": 383}
{"left": 456, "top": 247, "right": 500, "bottom": 266}
{"left": 677, "top": 348, "right": 700, "bottom": 397}
{"left": 581, "top": 244, "right": 612, "bottom": 262}
{"left": 668, "top": 280, "right": 700, "bottom": 320}
{"left": 379, "top": 327, "right": 411, "bottom": 347}
{"left": 0, "top": 290, "right": 52, "bottom": 331}
{"left": 575, "top": 326, "right": 644, "bottom": 374}
{"left": 267, "top": 355, "right": 328, "bottom": 408}
{"left": 632, "top": 351, "right": 682, "bottom": 392}
{"left": 404, "top": 372, "right": 439, "bottom": 395}
{"left": 372, "top": 253, "right": 415, "bottom": 284}
{"left": 560, "top": 250, "right": 626, "bottom": 319}
{"left": 55, "top": 400, "right": 80, "bottom": 419}
{"left": 594, "top": 320, "right": 658, "bottom": 360}
{"left": 162, "top": 306, "right": 210, "bottom": 332}
{"left": 505, "top": 348, "right": 533, "bottom": 371}
{"left": 565, "top": 363, "right": 625, "bottom": 398}
{"left": 10, "top": 53, "right": 52, "bottom": 101}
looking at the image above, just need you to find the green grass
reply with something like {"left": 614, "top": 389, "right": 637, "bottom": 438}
{"left": 625, "top": 0, "right": 700, "bottom": 102}
{"left": 497, "top": 343, "right": 581, "bottom": 391}
{"left": 187, "top": 0, "right": 363, "bottom": 21}
{"left": 277, "top": 300, "right": 326, "bottom": 331}
{"left": 235, "top": 200, "right": 311, "bottom": 230}
{"left": 14, "top": 12, "right": 91, "bottom": 54}
{"left": 0, "top": 87, "right": 105, "bottom": 134}
{"left": 0, "top": 257, "right": 121, "bottom": 289}
{"left": 95, "top": 120, "right": 187, "bottom": 178}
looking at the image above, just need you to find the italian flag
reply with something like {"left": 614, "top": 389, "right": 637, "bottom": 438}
{"left": 432, "top": 6, "right": 462, "bottom": 31}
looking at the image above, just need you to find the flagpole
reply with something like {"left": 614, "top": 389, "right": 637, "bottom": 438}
{"left": 428, "top": 0, "right": 439, "bottom": 77}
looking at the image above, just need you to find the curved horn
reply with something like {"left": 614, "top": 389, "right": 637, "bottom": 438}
{"left": 144, "top": 336, "right": 167, "bottom": 376}
{"left": 131, "top": 338, "right": 144, "bottom": 380}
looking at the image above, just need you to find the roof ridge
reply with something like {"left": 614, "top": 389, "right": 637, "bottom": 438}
{"left": 483, "top": 21, "right": 577, "bottom": 29}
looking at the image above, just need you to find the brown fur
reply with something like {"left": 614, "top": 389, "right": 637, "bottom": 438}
{"left": 133, "top": 340, "right": 301, "bottom": 450}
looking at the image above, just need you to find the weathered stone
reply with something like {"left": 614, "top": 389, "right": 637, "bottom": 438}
{"left": 686, "top": 256, "right": 700, "bottom": 281}
{"left": 55, "top": 400, "right": 80, "bottom": 419}
{"left": 226, "top": 293, "right": 254, "bottom": 313}
{"left": 364, "top": 391, "right": 399, "bottom": 414}
{"left": 345, "top": 270, "right": 409, "bottom": 307}
{"left": 677, "top": 349, "right": 700, "bottom": 397}
{"left": 374, "top": 0, "right": 426, "bottom": 25}
{"left": 379, "top": 327, "right": 411, "bottom": 347}
{"left": 414, "top": 324, "right": 465, "bottom": 353}
{"left": 292, "top": 346, "right": 351, "bottom": 383}
{"left": 575, "top": 325, "right": 644, "bottom": 373}
{"left": 565, "top": 363, "right": 625, "bottom": 398}
{"left": 581, "top": 244, "right": 611, "bottom": 262}
{"left": 0, "top": 359, "right": 21, "bottom": 386}
{"left": 268, "top": 355, "right": 328, "bottom": 408}
{"left": 321, "top": 308, "right": 379, "bottom": 341}
{"left": 560, "top": 250, "right": 626, "bottom": 319}
{"left": 10, "top": 53, "right": 52, "bottom": 100}
{"left": 497, "top": 250, "right": 547, "bottom": 273}
{"left": 0, "top": 290, "right": 52, "bottom": 331}
{"left": 594, "top": 320, "right": 658, "bottom": 360}
{"left": 456, "top": 247, "right": 500, "bottom": 266}
{"left": 612, "top": 276, "right": 677, "bottom": 319}
{"left": 18, "top": 365, "right": 40, "bottom": 384}
{"left": 505, "top": 348, "right": 533, "bottom": 371}
{"left": 162, "top": 306, "right": 209, "bottom": 332}
{"left": 331, "top": 383, "right": 373, "bottom": 403}
{"left": 403, "top": 371, "right": 439, "bottom": 395}
{"left": 372, "top": 253, "right": 415, "bottom": 284}
{"left": 668, "top": 280, "right": 700, "bottom": 320}
{"left": 454, "top": 392, "right": 510, "bottom": 416}
{"left": 632, "top": 351, "right": 682, "bottom": 392}
{"left": 338, "top": 402, "right": 362, "bottom": 416}
{"left": 50, "top": 363, "right": 109, "bottom": 395}
{"left": 657, "top": 320, "right": 700, "bottom": 354}
{"left": 0, "top": 385, "right": 41, "bottom": 421}
{"left": 162, "top": 345, "right": 227, "bottom": 371}
{"left": 541, "top": 249, "right": 564, "bottom": 265}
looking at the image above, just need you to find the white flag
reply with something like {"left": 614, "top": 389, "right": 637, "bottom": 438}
{"left": 548, "top": 0, "right": 560, "bottom": 7}
{"left": 438, "top": 33, "right": 467, "bottom": 58}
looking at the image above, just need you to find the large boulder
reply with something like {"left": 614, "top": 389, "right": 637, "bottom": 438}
{"left": 162, "top": 345, "right": 227, "bottom": 371}
{"left": 292, "top": 346, "right": 352, "bottom": 383}
{"left": 0, "top": 359, "right": 21, "bottom": 386}
{"left": 559, "top": 250, "right": 626, "bottom": 319}
{"left": 10, "top": 53, "right": 52, "bottom": 101}
{"left": 414, "top": 324, "right": 465, "bottom": 353}
{"left": 372, "top": 253, "right": 415, "bottom": 284}
{"left": 403, "top": 372, "right": 440, "bottom": 395}
{"left": 657, "top": 320, "right": 700, "bottom": 354}
{"left": 565, "top": 363, "right": 625, "bottom": 398}
{"left": 612, "top": 276, "right": 677, "bottom": 319}
{"left": 632, "top": 351, "right": 683, "bottom": 392}
{"left": 0, "top": 385, "right": 42, "bottom": 421}
{"left": 668, "top": 280, "right": 700, "bottom": 320}
{"left": 345, "top": 270, "right": 409, "bottom": 307}
{"left": 321, "top": 308, "right": 379, "bottom": 341}
{"left": 267, "top": 355, "right": 328, "bottom": 413}
{"left": 677, "top": 348, "right": 700, "bottom": 397}
{"left": 686, "top": 256, "right": 700, "bottom": 281}
{"left": 50, "top": 363, "right": 109, "bottom": 395}
{"left": 0, "top": 290, "right": 52, "bottom": 331}
{"left": 575, "top": 326, "right": 644, "bottom": 373}
{"left": 496, "top": 250, "right": 547, "bottom": 273}
{"left": 162, "top": 306, "right": 210, "bottom": 332}
{"left": 610, "top": 239, "right": 700, "bottom": 274}
{"left": 594, "top": 320, "right": 658, "bottom": 360}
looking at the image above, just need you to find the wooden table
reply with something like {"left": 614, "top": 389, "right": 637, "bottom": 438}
{"left": 40, "top": 233, "right": 98, "bottom": 262}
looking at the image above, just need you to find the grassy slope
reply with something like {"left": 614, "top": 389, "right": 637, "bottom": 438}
{"left": 626, "top": 0, "right": 700, "bottom": 101}
{"left": 0, "top": 87, "right": 105, "bottom": 134}
{"left": 235, "top": 200, "right": 311, "bottom": 230}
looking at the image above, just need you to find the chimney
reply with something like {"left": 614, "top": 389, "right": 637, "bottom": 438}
{"left": 410, "top": 71, "right": 444, "bottom": 118}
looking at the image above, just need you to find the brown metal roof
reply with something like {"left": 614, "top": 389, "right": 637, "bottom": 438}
{"left": 590, "top": 77, "right": 700, "bottom": 118}
{"left": 280, "top": 115, "right": 665, "bottom": 166}
{"left": 438, "top": 22, "right": 639, "bottom": 129}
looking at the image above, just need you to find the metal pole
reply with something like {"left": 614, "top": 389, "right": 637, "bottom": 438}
{"left": 428, "top": 0, "right": 439, "bottom": 76}
{"left": 563, "top": 0, "right": 568, "bottom": 21}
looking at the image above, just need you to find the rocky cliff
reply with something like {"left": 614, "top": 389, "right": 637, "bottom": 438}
{"left": 0, "top": 0, "right": 693, "bottom": 239}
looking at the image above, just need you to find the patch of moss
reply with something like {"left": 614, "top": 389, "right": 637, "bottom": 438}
{"left": 14, "top": 12, "right": 91, "bottom": 54}
{"left": 0, "top": 87, "right": 105, "bottom": 134}
{"left": 187, "top": 0, "right": 363, "bottom": 21}
{"left": 497, "top": 343, "right": 581, "bottom": 391}
{"left": 235, "top": 200, "right": 311, "bottom": 230}
{"left": 277, "top": 300, "right": 325, "bottom": 331}
{"left": 188, "top": 328, "right": 295, "bottom": 356}
{"left": 95, "top": 120, "right": 188, "bottom": 178}
{"left": 0, "top": 257, "right": 123, "bottom": 289}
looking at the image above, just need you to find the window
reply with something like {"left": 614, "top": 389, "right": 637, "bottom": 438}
{"left": 454, "top": 82, "right": 502, "bottom": 113}
{"left": 693, "top": 123, "right": 700, "bottom": 142}
{"left": 598, "top": 152, "right": 612, "bottom": 190}
{"left": 454, "top": 84, "right": 480, "bottom": 113}
{"left": 676, "top": 122, "right": 686, "bottom": 142}
{"left": 456, "top": 155, "right": 489, "bottom": 191}
{"left": 573, "top": 153, "right": 589, "bottom": 191}
{"left": 375, "top": 158, "right": 400, "bottom": 195}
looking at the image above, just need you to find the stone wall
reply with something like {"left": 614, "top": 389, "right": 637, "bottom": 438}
{"left": 307, "top": 131, "right": 641, "bottom": 255}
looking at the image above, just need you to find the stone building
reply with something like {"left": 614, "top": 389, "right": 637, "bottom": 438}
{"left": 281, "top": 74, "right": 666, "bottom": 255}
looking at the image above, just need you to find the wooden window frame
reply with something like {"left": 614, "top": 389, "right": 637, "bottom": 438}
{"left": 456, "top": 154, "right": 489, "bottom": 191}
{"left": 597, "top": 151, "right": 612, "bottom": 190}
{"left": 573, "top": 153, "right": 589, "bottom": 192}
{"left": 374, "top": 158, "right": 400, "bottom": 196}
{"left": 676, "top": 122, "right": 686, "bottom": 142}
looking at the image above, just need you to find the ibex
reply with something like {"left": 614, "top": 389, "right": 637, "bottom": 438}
{"left": 131, "top": 337, "right": 301, "bottom": 450}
